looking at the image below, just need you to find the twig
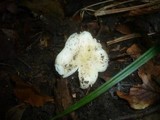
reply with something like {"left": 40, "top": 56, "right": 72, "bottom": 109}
{"left": 97, "top": 0, "right": 135, "bottom": 12}
{"left": 107, "top": 33, "right": 141, "bottom": 46}
{"left": 83, "top": 0, "right": 113, "bottom": 9}
{"left": 72, "top": 0, "right": 113, "bottom": 18}
{"left": 128, "top": 2, "right": 160, "bottom": 16}
{"left": 95, "top": 1, "right": 160, "bottom": 16}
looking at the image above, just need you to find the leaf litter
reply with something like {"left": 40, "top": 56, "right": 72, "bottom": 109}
{"left": 117, "top": 44, "right": 160, "bottom": 109}
{"left": 11, "top": 74, "right": 54, "bottom": 107}
{"left": 0, "top": 0, "right": 160, "bottom": 120}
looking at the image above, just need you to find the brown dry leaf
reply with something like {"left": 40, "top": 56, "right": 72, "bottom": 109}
{"left": 11, "top": 75, "right": 54, "bottom": 107}
{"left": 117, "top": 69, "right": 160, "bottom": 109}
{"left": 127, "top": 44, "right": 160, "bottom": 78}
{"left": 72, "top": 13, "right": 83, "bottom": 23}
{"left": 140, "top": 60, "right": 160, "bottom": 78}
{"left": 115, "top": 24, "right": 132, "bottom": 34}
{"left": 117, "top": 44, "right": 160, "bottom": 109}
{"left": 126, "top": 44, "right": 142, "bottom": 59}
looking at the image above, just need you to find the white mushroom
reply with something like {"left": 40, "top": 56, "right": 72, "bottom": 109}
{"left": 55, "top": 31, "right": 109, "bottom": 89}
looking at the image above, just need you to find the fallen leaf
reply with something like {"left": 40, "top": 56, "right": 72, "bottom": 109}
{"left": 117, "top": 69, "right": 160, "bottom": 109}
{"left": 126, "top": 44, "right": 142, "bottom": 59}
{"left": 11, "top": 75, "right": 54, "bottom": 107}
{"left": 140, "top": 60, "right": 160, "bottom": 78}
{"left": 117, "top": 44, "right": 160, "bottom": 109}
{"left": 127, "top": 44, "right": 160, "bottom": 78}
{"left": 115, "top": 24, "right": 132, "bottom": 34}
{"left": 72, "top": 12, "right": 83, "bottom": 23}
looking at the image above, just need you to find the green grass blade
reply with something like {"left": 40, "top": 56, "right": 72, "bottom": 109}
{"left": 51, "top": 46, "right": 160, "bottom": 120}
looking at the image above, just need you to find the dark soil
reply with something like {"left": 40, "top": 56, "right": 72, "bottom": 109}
{"left": 0, "top": 0, "right": 160, "bottom": 120}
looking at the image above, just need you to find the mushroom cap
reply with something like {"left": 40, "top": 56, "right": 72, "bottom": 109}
{"left": 55, "top": 31, "right": 109, "bottom": 89}
{"left": 55, "top": 33, "right": 80, "bottom": 77}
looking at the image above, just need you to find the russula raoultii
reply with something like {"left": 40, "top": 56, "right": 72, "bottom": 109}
{"left": 55, "top": 31, "right": 109, "bottom": 89}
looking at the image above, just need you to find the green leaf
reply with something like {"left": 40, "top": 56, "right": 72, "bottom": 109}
{"left": 51, "top": 46, "right": 160, "bottom": 120}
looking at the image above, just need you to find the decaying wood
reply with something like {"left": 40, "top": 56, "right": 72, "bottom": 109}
{"left": 53, "top": 78, "right": 78, "bottom": 120}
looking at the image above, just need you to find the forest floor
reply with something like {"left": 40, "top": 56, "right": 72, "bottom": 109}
{"left": 0, "top": 0, "right": 160, "bottom": 120}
